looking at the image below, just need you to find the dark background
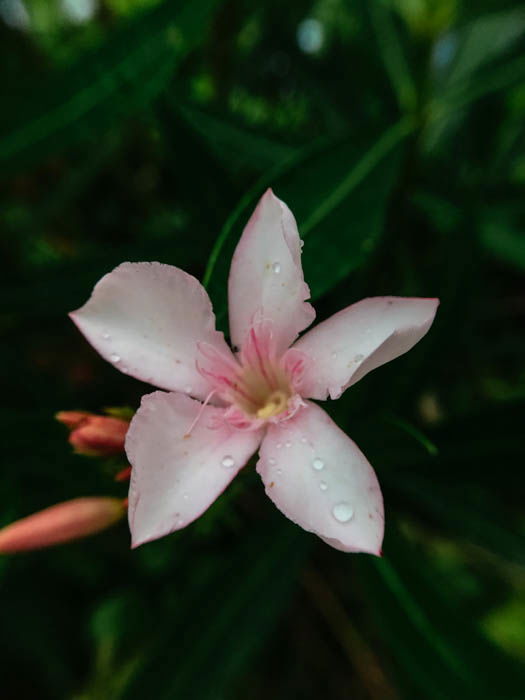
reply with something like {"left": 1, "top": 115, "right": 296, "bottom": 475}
{"left": 1, "top": 0, "right": 524, "bottom": 698}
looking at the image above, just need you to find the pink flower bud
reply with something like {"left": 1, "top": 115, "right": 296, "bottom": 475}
{"left": 56, "top": 411, "right": 129, "bottom": 456}
{"left": 0, "top": 498, "right": 126, "bottom": 553}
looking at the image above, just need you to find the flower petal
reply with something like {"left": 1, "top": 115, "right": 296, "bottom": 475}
{"left": 126, "top": 391, "right": 263, "bottom": 547}
{"left": 294, "top": 297, "right": 439, "bottom": 400}
{"left": 228, "top": 189, "right": 315, "bottom": 354}
{"left": 257, "top": 402, "right": 384, "bottom": 554}
{"left": 70, "top": 262, "right": 232, "bottom": 399}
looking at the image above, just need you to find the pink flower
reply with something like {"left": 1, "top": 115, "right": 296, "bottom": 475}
{"left": 70, "top": 190, "right": 438, "bottom": 553}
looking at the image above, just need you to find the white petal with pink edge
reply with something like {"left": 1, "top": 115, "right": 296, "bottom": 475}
{"left": 228, "top": 189, "right": 315, "bottom": 354}
{"left": 294, "top": 296, "right": 439, "bottom": 400}
{"left": 126, "top": 391, "right": 263, "bottom": 547}
{"left": 257, "top": 402, "right": 384, "bottom": 554}
{"left": 70, "top": 262, "right": 233, "bottom": 400}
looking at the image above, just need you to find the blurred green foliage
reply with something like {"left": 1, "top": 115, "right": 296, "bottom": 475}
{"left": 1, "top": 0, "right": 524, "bottom": 697}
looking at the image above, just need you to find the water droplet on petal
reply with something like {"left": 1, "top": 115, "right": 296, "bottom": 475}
{"left": 268, "top": 457, "right": 276, "bottom": 465}
{"left": 300, "top": 436, "right": 308, "bottom": 444}
{"left": 312, "top": 457, "right": 324, "bottom": 471}
{"left": 110, "top": 353, "right": 121, "bottom": 363}
{"left": 102, "top": 332, "right": 110, "bottom": 340}
{"left": 272, "top": 261, "right": 281, "bottom": 274}
{"left": 276, "top": 442, "right": 283, "bottom": 449}
{"left": 221, "top": 455, "right": 235, "bottom": 469}
{"left": 183, "top": 493, "right": 189, "bottom": 500}
{"left": 185, "top": 386, "right": 193, "bottom": 394}
{"left": 332, "top": 502, "right": 354, "bottom": 523}
{"left": 285, "top": 441, "right": 292, "bottom": 448}
{"left": 354, "top": 353, "right": 364, "bottom": 362}
{"left": 319, "top": 481, "right": 328, "bottom": 491}
{"left": 276, "top": 469, "right": 282, "bottom": 475}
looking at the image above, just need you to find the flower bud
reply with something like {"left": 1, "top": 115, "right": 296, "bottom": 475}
{"left": 0, "top": 498, "right": 126, "bottom": 553}
{"left": 55, "top": 410, "right": 91, "bottom": 429}
{"left": 56, "top": 411, "right": 129, "bottom": 456}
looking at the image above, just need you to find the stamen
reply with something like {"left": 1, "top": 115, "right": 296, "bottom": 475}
{"left": 184, "top": 390, "right": 217, "bottom": 437}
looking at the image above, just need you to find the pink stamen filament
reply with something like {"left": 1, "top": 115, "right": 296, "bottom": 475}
{"left": 184, "top": 389, "right": 218, "bottom": 437}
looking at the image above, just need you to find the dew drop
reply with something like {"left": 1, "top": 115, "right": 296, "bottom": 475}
{"left": 185, "top": 385, "right": 193, "bottom": 394}
{"left": 268, "top": 457, "right": 276, "bottom": 465}
{"left": 276, "top": 442, "right": 283, "bottom": 449}
{"left": 332, "top": 502, "right": 354, "bottom": 523}
{"left": 110, "top": 353, "right": 121, "bottom": 363}
{"left": 285, "top": 441, "right": 292, "bottom": 448}
{"left": 312, "top": 457, "right": 324, "bottom": 471}
{"left": 300, "top": 436, "right": 308, "bottom": 444}
{"left": 102, "top": 332, "right": 110, "bottom": 340}
{"left": 221, "top": 455, "right": 235, "bottom": 469}
{"left": 272, "top": 261, "right": 281, "bottom": 274}
{"left": 354, "top": 353, "right": 364, "bottom": 362}
{"left": 183, "top": 493, "right": 189, "bottom": 501}
{"left": 319, "top": 481, "right": 328, "bottom": 491}
{"left": 276, "top": 468, "right": 282, "bottom": 475}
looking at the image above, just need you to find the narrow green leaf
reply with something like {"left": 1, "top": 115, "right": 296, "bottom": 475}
{"left": 122, "top": 521, "right": 309, "bottom": 700}
{"left": 176, "top": 102, "right": 298, "bottom": 173}
{"left": 368, "top": 0, "right": 418, "bottom": 112}
{"left": 357, "top": 525, "right": 525, "bottom": 699}
{"left": 298, "top": 118, "right": 411, "bottom": 238}
{"left": 383, "top": 413, "right": 439, "bottom": 456}
{"left": 0, "top": 0, "right": 220, "bottom": 170}
{"left": 447, "top": 8, "right": 525, "bottom": 86}
{"left": 426, "top": 10, "right": 525, "bottom": 147}
{"left": 204, "top": 118, "right": 412, "bottom": 329}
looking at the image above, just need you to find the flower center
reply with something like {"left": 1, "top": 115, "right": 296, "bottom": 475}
{"left": 232, "top": 359, "right": 292, "bottom": 419}
{"left": 256, "top": 390, "right": 289, "bottom": 419}
{"left": 197, "top": 322, "right": 308, "bottom": 427}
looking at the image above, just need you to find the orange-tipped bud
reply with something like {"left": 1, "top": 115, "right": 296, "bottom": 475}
{"left": 56, "top": 411, "right": 129, "bottom": 456}
{"left": 0, "top": 497, "right": 126, "bottom": 553}
{"left": 56, "top": 410, "right": 92, "bottom": 429}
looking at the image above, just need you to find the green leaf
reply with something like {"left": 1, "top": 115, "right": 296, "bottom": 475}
{"left": 446, "top": 8, "right": 525, "bottom": 86}
{"left": 0, "top": 0, "right": 220, "bottom": 171}
{"left": 357, "top": 525, "right": 525, "bottom": 699}
{"left": 176, "top": 101, "right": 298, "bottom": 174}
{"left": 122, "top": 520, "right": 310, "bottom": 700}
{"left": 372, "top": 403, "right": 525, "bottom": 566}
{"left": 425, "top": 10, "right": 525, "bottom": 148}
{"left": 368, "top": 0, "right": 417, "bottom": 112}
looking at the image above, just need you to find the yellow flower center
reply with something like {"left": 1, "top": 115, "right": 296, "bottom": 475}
{"left": 255, "top": 390, "right": 289, "bottom": 419}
